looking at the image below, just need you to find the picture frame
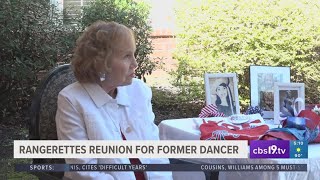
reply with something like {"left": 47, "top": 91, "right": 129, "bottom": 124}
{"left": 204, "top": 73, "right": 240, "bottom": 116}
{"left": 250, "top": 65, "right": 291, "bottom": 119}
{"left": 274, "top": 83, "right": 305, "bottom": 124}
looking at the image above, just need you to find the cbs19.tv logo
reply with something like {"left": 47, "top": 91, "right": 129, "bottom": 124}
{"left": 250, "top": 140, "right": 290, "bottom": 158}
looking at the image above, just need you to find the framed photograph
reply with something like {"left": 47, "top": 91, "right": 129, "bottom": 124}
{"left": 250, "top": 66, "right": 290, "bottom": 119}
{"left": 204, "top": 73, "right": 240, "bottom": 116}
{"left": 274, "top": 83, "right": 305, "bottom": 124}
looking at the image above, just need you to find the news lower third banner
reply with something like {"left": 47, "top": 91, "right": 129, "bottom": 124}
{"left": 14, "top": 140, "right": 248, "bottom": 158}
{"left": 15, "top": 164, "right": 307, "bottom": 172}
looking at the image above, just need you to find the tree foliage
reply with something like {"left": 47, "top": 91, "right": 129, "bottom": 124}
{"left": 0, "top": 0, "right": 78, "bottom": 123}
{"left": 0, "top": 0, "right": 155, "bottom": 124}
{"left": 173, "top": 0, "right": 320, "bottom": 109}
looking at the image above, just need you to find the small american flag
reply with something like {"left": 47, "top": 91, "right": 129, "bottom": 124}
{"left": 199, "top": 104, "right": 225, "bottom": 118}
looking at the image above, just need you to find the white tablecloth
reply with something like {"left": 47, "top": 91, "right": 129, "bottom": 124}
{"left": 159, "top": 117, "right": 320, "bottom": 180}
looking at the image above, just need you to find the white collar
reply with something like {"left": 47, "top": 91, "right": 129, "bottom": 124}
{"left": 81, "top": 83, "right": 130, "bottom": 108}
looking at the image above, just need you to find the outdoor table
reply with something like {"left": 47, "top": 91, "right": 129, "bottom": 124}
{"left": 159, "top": 117, "right": 320, "bottom": 180}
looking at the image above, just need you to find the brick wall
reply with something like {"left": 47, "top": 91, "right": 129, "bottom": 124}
{"left": 150, "top": 29, "right": 176, "bottom": 70}
{"left": 145, "top": 28, "right": 177, "bottom": 87}
{"left": 148, "top": 0, "right": 177, "bottom": 75}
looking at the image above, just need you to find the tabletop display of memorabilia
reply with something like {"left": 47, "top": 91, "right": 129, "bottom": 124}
{"left": 201, "top": 67, "right": 320, "bottom": 143}
{"left": 159, "top": 66, "right": 320, "bottom": 180}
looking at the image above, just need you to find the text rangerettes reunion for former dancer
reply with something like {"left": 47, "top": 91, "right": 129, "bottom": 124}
{"left": 14, "top": 140, "right": 248, "bottom": 159}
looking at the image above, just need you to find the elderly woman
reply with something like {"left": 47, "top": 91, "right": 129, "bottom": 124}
{"left": 55, "top": 21, "right": 172, "bottom": 180}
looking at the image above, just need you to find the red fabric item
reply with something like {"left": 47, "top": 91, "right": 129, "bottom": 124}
{"left": 298, "top": 110, "right": 320, "bottom": 143}
{"left": 260, "top": 131, "right": 296, "bottom": 141}
{"left": 121, "top": 133, "right": 145, "bottom": 180}
{"left": 298, "top": 110, "right": 320, "bottom": 129}
{"left": 260, "top": 110, "right": 320, "bottom": 143}
{"left": 199, "top": 119, "right": 269, "bottom": 144}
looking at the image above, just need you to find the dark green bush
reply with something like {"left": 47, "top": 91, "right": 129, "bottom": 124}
{"left": 151, "top": 87, "right": 204, "bottom": 125}
{"left": 0, "top": 0, "right": 78, "bottom": 124}
{"left": 173, "top": 0, "right": 320, "bottom": 110}
{"left": 81, "top": 0, "right": 154, "bottom": 82}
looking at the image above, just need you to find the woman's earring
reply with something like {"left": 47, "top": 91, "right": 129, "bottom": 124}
{"left": 99, "top": 73, "right": 106, "bottom": 81}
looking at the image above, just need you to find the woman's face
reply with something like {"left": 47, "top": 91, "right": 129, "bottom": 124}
{"left": 107, "top": 35, "right": 137, "bottom": 86}
{"left": 216, "top": 85, "right": 227, "bottom": 98}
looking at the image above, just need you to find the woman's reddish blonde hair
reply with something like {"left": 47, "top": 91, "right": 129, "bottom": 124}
{"left": 71, "top": 21, "right": 135, "bottom": 83}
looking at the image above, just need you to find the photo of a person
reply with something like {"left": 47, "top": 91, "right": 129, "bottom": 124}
{"left": 260, "top": 91, "right": 274, "bottom": 111}
{"left": 258, "top": 73, "right": 283, "bottom": 111}
{"left": 250, "top": 66, "right": 291, "bottom": 119}
{"left": 210, "top": 78, "right": 236, "bottom": 116}
{"left": 279, "top": 90, "right": 298, "bottom": 117}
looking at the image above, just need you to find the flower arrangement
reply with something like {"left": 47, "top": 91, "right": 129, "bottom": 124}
{"left": 245, "top": 106, "right": 264, "bottom": 116}
{"left": 312, "top": 105, "right": 320, "bottom": 115}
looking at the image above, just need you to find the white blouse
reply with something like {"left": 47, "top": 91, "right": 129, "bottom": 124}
{"left": 55, "top": 78, "right": 172, "bottom": 180}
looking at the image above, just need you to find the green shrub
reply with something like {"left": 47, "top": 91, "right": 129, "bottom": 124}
{"left": 173, "top": 0, "right": 320, "bottom": 110}
{"left": 0, "top": 0, "right": 78, "bottom": 124}
{"left": 151, "top": 87, "right": 204, "bottom": 124}
{"left": 81, "top": 0, "right": 154, "bottom": 82}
